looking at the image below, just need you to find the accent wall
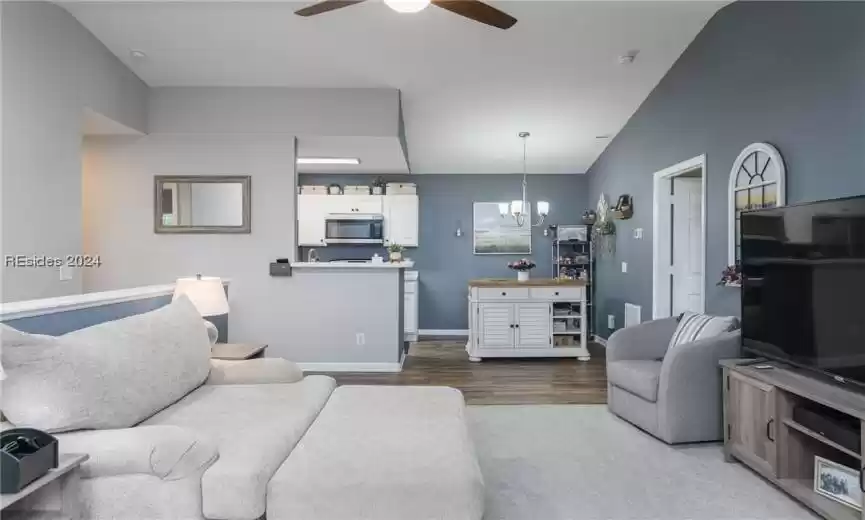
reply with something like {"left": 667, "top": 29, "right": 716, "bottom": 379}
{"left": 298, "top": 174, "right": 590, "bottom": 331}
{"left": 586, "top": 1, "right": 865, "bottom": 336}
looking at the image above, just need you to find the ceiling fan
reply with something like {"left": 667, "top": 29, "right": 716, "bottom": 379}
{"left": 295, "top": 0, "right": 517, "bottom": 30}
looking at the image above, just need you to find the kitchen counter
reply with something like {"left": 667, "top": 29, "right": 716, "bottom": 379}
{"left": 468, "top": 278, "right": 587, "bottom": 288}
{"left": 290, "top": 261, "right": 413, "bottom": 269}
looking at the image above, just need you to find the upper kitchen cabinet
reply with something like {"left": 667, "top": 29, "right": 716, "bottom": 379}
{"left": 297, "top": 194, "right": 332, "bottom": 246}
{"left": 335, "top": 195, "right": 383, "bottom": 215}
{"left": 384, "top": 194, "right": 419, "bottom": 247}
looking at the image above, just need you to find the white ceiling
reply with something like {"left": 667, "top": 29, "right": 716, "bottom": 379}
{"left": 63, "top": 1, "right": 725, "bottom": 174}
{"left": 296, "top": 136, "right": 409, "bottom": 174}
{"left": 82, "top": 107, "right": 144, "bottom": 136}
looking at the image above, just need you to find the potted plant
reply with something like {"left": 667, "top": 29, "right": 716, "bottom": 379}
{"left": 371, "top": 176, "right": 386, "bottom": 195}
{"left": 592, "top": 220, "right": 616, "bottom": 256}
{"left": 718, "top": 264, "right": 742, "bottom": 287}
{"left": 508, "top": 258, "right": 536, "bottom": 282}
{"left": 388, "top": 243, "right": 405, "bottom": 263}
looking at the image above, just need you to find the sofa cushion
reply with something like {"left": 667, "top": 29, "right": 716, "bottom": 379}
{"left": 668, "top": 312, "right": 739, "bottom": 350}
{"left": 1, "top": 296, "right": 212, "bottom": 432}
{"left": 143, "top": 375, "right": 336, "bottom": 520}
{"left": 268, "top": 385, "right": 485, "bottom": 520}
{"left": 607, "top": 360, "right": 663, "bottom": 402}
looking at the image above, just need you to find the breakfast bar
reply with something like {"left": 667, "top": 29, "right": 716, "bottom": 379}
{"left": 466, "top": 278, "right": 589, "bottom": 361}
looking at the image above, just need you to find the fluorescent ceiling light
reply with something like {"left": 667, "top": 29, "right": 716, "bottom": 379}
{"left": 296, "top": 157, "right": 361, "bottom": 165}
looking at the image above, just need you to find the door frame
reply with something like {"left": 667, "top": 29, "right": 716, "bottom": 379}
{"left": 652, "top": 154, "right": 707, "bottom": 319}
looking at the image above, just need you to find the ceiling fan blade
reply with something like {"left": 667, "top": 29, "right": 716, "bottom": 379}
{"left": 295, "top": 0, "right": 367, "bottom": 17}
{"left": 432, "top": 0, "right": 517, "bottom": 29}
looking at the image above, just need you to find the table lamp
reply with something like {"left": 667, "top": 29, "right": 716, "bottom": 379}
{"left": 173, "top": 275, "right": 229, "bottom": 343}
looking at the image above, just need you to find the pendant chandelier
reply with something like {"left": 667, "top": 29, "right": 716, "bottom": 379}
{"left": 499, "top": 132, "right": 549, "bottom": 227}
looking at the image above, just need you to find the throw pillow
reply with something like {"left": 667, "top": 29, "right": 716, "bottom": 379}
{"left": 1, "top": 296, "right": 212, "bottom": 433}
{"left": 668, "top": 312, "right": 739, "bottom": 350}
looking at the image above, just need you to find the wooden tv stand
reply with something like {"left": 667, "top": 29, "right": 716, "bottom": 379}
{"left": 721, "top": 359, "right": 865, "bottom": 520}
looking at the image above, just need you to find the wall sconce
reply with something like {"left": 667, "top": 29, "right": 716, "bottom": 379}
{"left": 455, "top": 220, "right": 463, "bottom": 237}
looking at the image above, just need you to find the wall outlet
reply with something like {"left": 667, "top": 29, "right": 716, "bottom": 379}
{"left": 633, "top": 228, "right": 644, "bottom": 239}
{"left": 355, "top": 333, "right": 365, "bottom": 346}
{"left": 58, "top": 266, "right": 73, "bottom": 281}
{"left": 608, "top": 315, "right": 616, "bottom": 329}
{"left": 621, "top": 261, "right": 628, "bottom": 273}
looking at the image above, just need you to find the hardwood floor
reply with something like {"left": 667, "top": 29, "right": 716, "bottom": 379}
{"left": 314, "top": 338, "right": 608, "bottom": 405}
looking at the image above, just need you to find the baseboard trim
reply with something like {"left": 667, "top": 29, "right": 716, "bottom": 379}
{"left": 298, "top": 361, "right": 403, "bottom": 373}
{"left": 593, "top": 335, "right": 608, "bottom": 347}
{"left": 419, "top": 329, "right": 469, "bottom": 337}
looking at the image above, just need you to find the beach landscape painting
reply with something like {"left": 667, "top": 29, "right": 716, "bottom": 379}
{"left": 473, "top": 202, "right": 532, "bottom": 255}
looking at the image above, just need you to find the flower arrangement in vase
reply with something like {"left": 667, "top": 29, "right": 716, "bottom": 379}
{"left": 388, "top": 243, "right": 405, "bottom": 263}
{"left": 508, "top": 258, "right": 536, "bottom": 282}
{"left": 717, "top": 264, "right": 742, "bottom": 287}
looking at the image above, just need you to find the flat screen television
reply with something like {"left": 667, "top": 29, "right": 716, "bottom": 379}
{"left": 741, "top": 195, "right": 865, "bottom": 387}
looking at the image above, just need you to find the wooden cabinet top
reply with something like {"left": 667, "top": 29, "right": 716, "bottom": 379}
{"left": 721, "top": 359, "right": 865, "bottom": 420}
{"left": 469, "top": 278, "right": 587, "bottom": 288}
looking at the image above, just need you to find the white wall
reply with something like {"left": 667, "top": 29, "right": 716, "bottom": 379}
{"left": 149, "top": 87, "right": 400, "bottom": 137}
{"left": 1, "top": 1, "right": 148, "bottom": 302}
{"left": 83, "top": 134, "right": 298, "bottom": 351}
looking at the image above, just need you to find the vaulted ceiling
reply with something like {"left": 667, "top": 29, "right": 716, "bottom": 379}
{"left": 64, "top": 1, "right": 726, "bottom": 174}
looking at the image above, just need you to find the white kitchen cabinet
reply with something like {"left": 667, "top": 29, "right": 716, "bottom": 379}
{"left": 332, "top": 195, "right": 383, "bottom": 215}
{"left": 297, "top": 193, "right": 418, "bottom": 247}
{"left": 467, "top": 281, "right": 589, "bottom": 361}
{"left": 384, "top": 195, "right": 419, "bottom": 247}
{"left": 478, "top": 303, "right": 515, "bottom": 349}
{"left": 297, "top": 195, "right": 330, "bottom": 246}
{"left": 516, "top": 303, "right": 553, "bottom": 348}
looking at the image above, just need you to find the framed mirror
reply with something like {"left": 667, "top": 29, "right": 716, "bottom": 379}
{"left": 154, "top": 176, "right": 251, "bottom": 234}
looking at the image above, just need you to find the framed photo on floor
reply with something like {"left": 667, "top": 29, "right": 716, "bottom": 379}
{"left": 473, "top": 202, "right": 531, "bottom": 255}
{"left": 814, "top": 456, "right": 862, "bottom": 511}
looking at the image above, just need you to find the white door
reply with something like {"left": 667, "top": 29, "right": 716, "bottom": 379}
{"left": 384, "top": 195, "right": 419, "bottom": 247}
{"left": 515, "top": 302, "right": 551, "bottom": 348}
{"left": 671, "top": 178, "right": 703, "bottom": 315}
{"left": 297, "top": 194, "right": 328, "bottom": 246}
{"left": 478, "top": 303, "right": 514, "bottom": 349}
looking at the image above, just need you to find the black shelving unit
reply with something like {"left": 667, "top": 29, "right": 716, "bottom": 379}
{"left": 550, "top": 225, "right": 594, "bottom": 337}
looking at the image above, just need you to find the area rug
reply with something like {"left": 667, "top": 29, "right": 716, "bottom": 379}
{"left": 467, "top": 405, "right": 816, "bottom": 520}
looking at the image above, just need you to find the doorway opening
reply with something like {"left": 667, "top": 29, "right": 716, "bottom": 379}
{"left": 652, "top": 155, "right": 707, "bottom": 319}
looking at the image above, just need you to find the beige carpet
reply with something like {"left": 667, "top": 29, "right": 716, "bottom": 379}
{"left": 467, "top": 405, "right": 817, "bottom": 520}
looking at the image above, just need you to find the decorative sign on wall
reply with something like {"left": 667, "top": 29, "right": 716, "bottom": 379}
{"left": 473, "top": 202, "right": 531, "bottom": 255}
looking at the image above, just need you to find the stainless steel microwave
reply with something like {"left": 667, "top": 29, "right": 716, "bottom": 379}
{"left": 324, "top": 214, "right": 384, "bottom": 244}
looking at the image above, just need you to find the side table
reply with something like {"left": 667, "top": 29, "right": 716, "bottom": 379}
{"left": 211, "top": 343, "right": 268, "bottom": 360}
{"left": 1, "top": 453, "right": 88, "bottom": 520}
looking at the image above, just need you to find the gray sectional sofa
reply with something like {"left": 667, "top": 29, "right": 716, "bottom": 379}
{"left": 1, "top": 296, "right": 484, "bottom": 520}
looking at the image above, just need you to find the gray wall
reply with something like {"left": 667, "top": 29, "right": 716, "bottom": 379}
{"left": 1, "top": 1, "right": 149, "bottom": 302}
{"left": 586, "top": 1, "right": 865, "bottom": 337}
{"left": 3, "top": 291, "right": 227, "bottom": 343}
{"left": 299, "top": 174, "right": 589, "bottom": 330}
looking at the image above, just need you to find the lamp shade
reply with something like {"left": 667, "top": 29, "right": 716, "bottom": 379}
{"left": 537, "top": 201, "right": 550, "bottom": 216}
{"left": 173, "top": 276, "right": 229, "bottom": 317}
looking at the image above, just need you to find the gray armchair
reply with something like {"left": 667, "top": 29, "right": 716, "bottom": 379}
{"left": 606, "top": 317, "right": 740, "bottom": 444}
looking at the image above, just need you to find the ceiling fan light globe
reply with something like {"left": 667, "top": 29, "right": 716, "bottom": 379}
{"left": 384, "top": 0, "right": 431, "bottom": 13}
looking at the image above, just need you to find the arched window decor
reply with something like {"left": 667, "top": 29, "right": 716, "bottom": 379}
{"left": 727, "top": 142, "right": 786, "bottom": 273}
